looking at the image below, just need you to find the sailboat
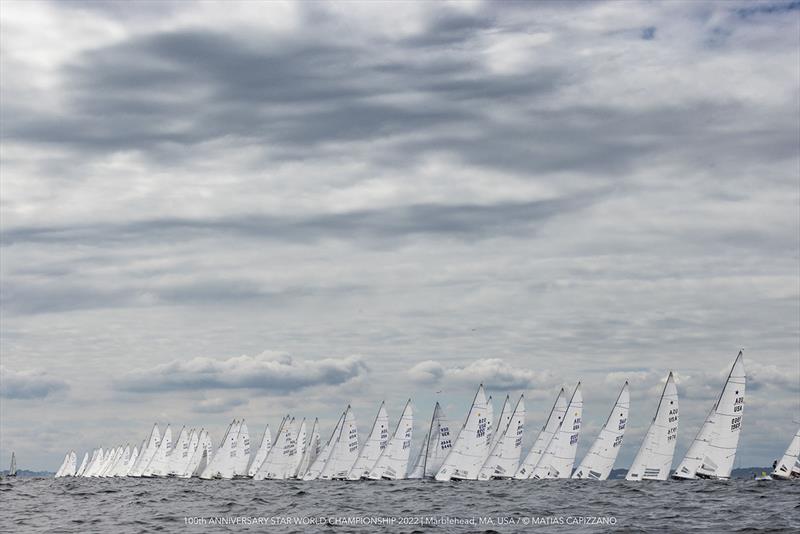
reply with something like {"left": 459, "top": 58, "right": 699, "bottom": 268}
{"left": 296, "top": 418, "right": 320, "bottom": 479}
{"left": 515, "top": 388, "right": 567, "bottom": 479}
{"left": 319, "top": 406, "right": 359, "bottom": 480}
{"left": 128, "top": 424, "right": 161, "bottom": 477}
{"left": 478, "top": 394, "right": 525, "bottom": 480}
{"left": 673, "top": 351, "right": 745, "bottom": 480}
{"left": 248, "top": 425, "right": 273, "bottom": 477}
{"left": 435, "top": 384, "right": 490, "bottom": 481}
{"left": 369, "top": 399, "right": 413, "bottom": 480}
{"left": 55, "top": 452, "right": 70, "bottom": 478}
{"left": 303, "top": 412, "right": 345, "bottom": 480}
{"left": 408, "top": 402, "right": 452, "bottom": 479}
{"left": 143, "top": 425, "right": 173, "bottom": 477}
{"left": 253, "top": 416, "right": 296, "bottom": 480}
{"left": 529, "top": 382, "right": 583, "bottom": 479}
{"left": 8, "top": 452, "right": 16, "bottom": 477}
{"left": 771, "top": 426, "right": 800, "bottom": 480}
{"left": 348, "top": 402, "right": 389, "bottom": 480}
{"left": 200, "top": 420, "right": 239, "bottom": 479}
{"left": 626, "top": 372, "right": 678, "bottom": 481}
{"left": 182, "top": 430, "right": 212, "bottom": 478}
{"left": 573, "top": 382, "right": 629, "bottom": 480}
{"left": 165, "top": 427, "right": 190, "bottom": 476}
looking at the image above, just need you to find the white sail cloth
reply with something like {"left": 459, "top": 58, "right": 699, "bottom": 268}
{"left": 573, "top": 382, "right": 629, "bottom": 480}
{"left": 626, "top": 373, "right": 678, "bottom": 481}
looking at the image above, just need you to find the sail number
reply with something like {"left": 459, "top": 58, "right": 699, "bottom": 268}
{"left": 667, "top": 426, "right": 677, "bottom": 442}
{"left": 477, "top": 417, "right": 487, "bottom": 438}
{"left": 618, "top": 417, "right": 627, "bottom": 431}
{"left": 733, "top": 396, "right": 744, "bottom": 412}
{"left": 572, "top": 417, "right": 581, "bottom": 431}
{"left": 668, "top": 408, "right": 678, "bottom": 423}
{"left": 730, "top": 416, "right": 741, "bottom": 431}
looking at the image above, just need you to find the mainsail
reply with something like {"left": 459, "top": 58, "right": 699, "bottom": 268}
{"left": 348, "top": 402, "right": 389, "bottom": 480}
{"left": 674, "top": 351, "right": 745, "bottom": 480}
{"left": 166, "top": 427, "right": 190, "bottom": 476}
{"left": 573, "top": 382, "right": 629, "bottom": 480}
{"left": 75, "top": 452, "right": 89, "bottom": 477}
{"left": 81, "top": 449, "right": 99, "bottom": 478}
{"left": 771, "top": 426, "right": 800, "bottom": 479}
{"left": 9, "top": 452, "right": 16, "bottom": 476}
{"left": 184, "top": 430, "right": 212, "bottom": 478}
{"left": 303, "top": 412, "right": 344, "bottom": 481}
{"left": 87, "top": 448, "right": 105, "bottom": 477}
{"left": 369, "top": 399, "right": 413, "bottom": 480}
{"left": 530, "top": 382, "right": 583, "bottom": 479}
{"left": 248, "top": 425, "right": 272, "bottom": 477}
{"left": 234, "top": 420, "right": 251, "bottom": 477}
{"left": 200, "top": 420, "right": 239, "bottom": 479}
{"left": 515, "top": 388, "right": 567, "bottom": 479}
{"left": 422, "top": 402, "right": 452, "bottom": 478}
{"left": 144, "top": 425, "right": 173, "bottom": 477}
{"left": 55, "top": 452, "right": 69, "bottom": 478}
{"left": 626, "top": 372, "right": 678, "bottom": 481}
{"left": 435, "top": 384, "right": 490, "bottom": 481}
{"left": 319, "top": 406, "right": 359, "bottom": 480}
{"left": 101, "top": 446, "right": 124, "bottom": 477}
{"left": 129, "top": 423, "right": 161, "bottom": 477}
{"left": 478, "top": 395, "right": 525, "bottom": 480}
{"left": 296, "top": 418, "right": 320, "bottom": 479}
{"left": 254, "top": 416, "right": 296, "bottom": 480}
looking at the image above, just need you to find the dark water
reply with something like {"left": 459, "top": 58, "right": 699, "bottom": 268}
{"left": 1, "top": 477, "right": 799, "bottom": 533}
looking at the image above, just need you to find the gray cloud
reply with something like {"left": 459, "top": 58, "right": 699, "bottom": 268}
{"left": 114, "top": 352, "right": 368, "bottom": 393}
{"left": 192, "top": 396, "right": 248, "bottom": 414}
{"left": 0, "top": 366, "right": 70, "bottom": 399}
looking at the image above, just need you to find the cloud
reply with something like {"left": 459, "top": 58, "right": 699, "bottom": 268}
{"left": 114, "top": 351, "right": 368, "bottom": 393}
{"left": 408, "top": 360, "right": 445, "bottom": 384}
{"left": 411, "top": 358, "right": 555, "bottom": 390}
{"left": 0, "top": 366, "right": 70, "bottom": 399}
{"left": 192, "top": 396, "right": 248, "bottom": 414}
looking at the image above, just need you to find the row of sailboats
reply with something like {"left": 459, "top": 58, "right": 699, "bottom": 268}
{"left": 49, "top": 351, "right": 797, "bottom": 481}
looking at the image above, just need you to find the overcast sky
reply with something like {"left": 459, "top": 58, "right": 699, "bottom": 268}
{"left": 1, "top": 0, "right": 798, "bottom": 472}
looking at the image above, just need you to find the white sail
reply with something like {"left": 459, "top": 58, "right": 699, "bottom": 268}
{"left": 200, "top": 420, "right": 239, "bottom": 479}
{"left": 233, "top": 420, "right": 251, "bottom": 477}
{"left": 101, "top": 446, "right": 124, "bottom": 477}
{"left": 369, "top": 399, "right": 413, "bottom": 480}
{"left": 55, "top": 453, "right": 69, "bottom": 478}
{"left": 110, "top": 445, "right": 130, "bottom": 477}
{"left": 303, "top": 413, "right": 344, "bottom": 481}
{"left": 435, "top": 384, "right": 490, "bottom": 481}
{"left": 75, "top": 452, "right": 89, "bottom": 477}
{"left": 530, "top": 382, "right": 583, "bottom": 479}
{"left": 166, "top": 428, "right": 192, "bottom": 476}
{"left": 515, "top": 388, "right": 567, "bottom": 479}
{"left": 185, "top": 430, "right": 212, "bottom": 478}
{"left": 10, "top": 452, "right": 16, "bottom": 476}
{"left": 407, "top": 432, "right": 428, "bottom": 479}
{"left": 421, "top": 402, "right": 452, "bottom": 478}
{"left": 291, "top": 419, "right": 308, "bottom": 478}
{"left": 479, "top": 395, "right": 525, "bottom": 480}
{"left": 248, "top": 425, "right": 272, "bottom": 477}
{"left": 129, "top": 423, "right": 161, "bottom": 477}
{"left": 626, "top": 372, "right": 678, "bottom": 481}
{"left": 296, "top": 418, "right": 320, "bottom": 479}
{"left": 87, "top": 447, "right": 105, "bottom": 477}
{"left": 254, "top": 416, "right": 297, "bottom": 480}
{"left": 125, "top": 446, "right": 139, "bottom": 477}
{"left": 319, "top": 406, "right": 359, "bottom": 480}
{"left": 674, "top": 351, "right": 746, "bottom": 480}
{"left": 67, "top": 450, "right": 77, "bottom": 476}
{"left": 348, "top": 402, "right": 390, "bottom": 480}
{"left": 490, "top": 396, "right": 512, "bottom": 451}
{"left": 81, "top": 449, "right": 99, "bottom": 477}
{"left": 179, "top": 429, "right": 204, "bottom": 478}
{"left": 144, "top": 425, "right": 173, "bottom": 477}
{"left": 573, "top": 382, "right": 629, "bottom": 480}
{"left": 772, "top": 426, "right": 800, "bottom": 479}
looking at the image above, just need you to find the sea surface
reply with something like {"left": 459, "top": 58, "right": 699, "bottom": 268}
{"left": 1, "top": 477, "right": 799, "bottom": 533}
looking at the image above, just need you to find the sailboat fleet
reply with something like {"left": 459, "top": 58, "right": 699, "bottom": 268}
{"left": 43, "top": 351, "right": 799, "bottom": 481}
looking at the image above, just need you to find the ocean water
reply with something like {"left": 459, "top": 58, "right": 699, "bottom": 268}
{"left": 1, "top": 477, "right": 798, "bottom": 533}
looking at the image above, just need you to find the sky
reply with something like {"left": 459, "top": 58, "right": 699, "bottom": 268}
{"left": 0, "top": 0, "right": 798, "bottom": 472}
